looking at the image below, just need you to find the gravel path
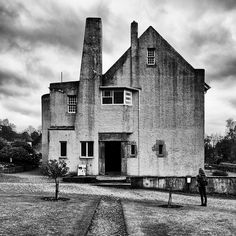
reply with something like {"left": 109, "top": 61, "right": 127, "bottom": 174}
{"left": 87, "top": 196, "right": 127, "bottom": 236}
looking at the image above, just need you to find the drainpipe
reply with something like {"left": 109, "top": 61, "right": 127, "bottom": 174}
{"left": 138, "top": 89, "right": 140, "bottom": 176}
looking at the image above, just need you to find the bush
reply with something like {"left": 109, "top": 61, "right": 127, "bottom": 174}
{"left": 0, "top": 145, "right": 41, "bottom": 166}
{"left": 12, "top": 141, "right": 35, "bottom": 155}
{"left": 0, "top": 137, "right": 8, "bottom": 151}
{"left": 212, "top": 170, "right": 228, "bottom": 176}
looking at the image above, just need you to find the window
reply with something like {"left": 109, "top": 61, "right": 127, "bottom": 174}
{"left": 114, "top": 90, "right": 124, "bottom": 104}
{"left": 60, "top": 141, "right": 67, "bottom": 157}
{"left": 131, "top": 144, "right": 136, "bottom": 156}
{"left": 159, "top": 144, "right": 163, "bottom": 155}
{"left": 81, "top": 141, "right": 94, "bottom": 157}
{"left": 68, "top": 95, "right": 77, "bottom": 113}
{"left": 102, "top": 89, "right": 132, "bottom": 105}
{"left": 147, "top": 48, "right": 155, "bottom": 65}
{"left": 125, "top": 91, "right": 132, "bottom": 105}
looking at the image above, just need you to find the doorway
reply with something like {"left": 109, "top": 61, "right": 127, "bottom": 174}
{"left": 105, "top": 141, "right": 121, "bottom": 175}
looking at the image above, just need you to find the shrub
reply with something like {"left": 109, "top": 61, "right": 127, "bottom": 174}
{"left": 212, "top": 170, "right": 228, "bottom": 176}
{"left": 0, "top": 145, "right": 41, "bottom": 166}
{"left": 12, "top": 141, "right": 35, "bottom": 155}
{"left": 0, "top": 137, "right": 8, "bottom": 151}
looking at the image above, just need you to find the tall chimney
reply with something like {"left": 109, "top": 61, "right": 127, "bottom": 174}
{"left": 131, "top": 21, "right": 140, "bottom": 88}
{"left": 77, "top": 18, "right": 102, "bottom": 139}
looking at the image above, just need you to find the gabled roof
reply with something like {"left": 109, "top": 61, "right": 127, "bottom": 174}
{"left": 103, "top": 48, "right": 130, "bottom": 85}
{"left": 103, "top": 25, "right": 210, "bottom": 91}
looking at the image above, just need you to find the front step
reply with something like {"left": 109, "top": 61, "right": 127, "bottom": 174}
{"left": 63, "top": 175, "right": 130, "bottom": 184}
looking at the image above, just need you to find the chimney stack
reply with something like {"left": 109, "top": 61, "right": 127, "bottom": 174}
{"left": 77, "top": 18, "right": 102, "bottom": 139}
{"left": 131, "top": 21, "right": 139, "bottom": 88}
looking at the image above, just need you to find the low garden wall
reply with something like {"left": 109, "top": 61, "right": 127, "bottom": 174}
{"left": 130, "top": 176, "right": 236, "bottom": 195}
{"left": 0, "top": 166, "right": 24, "bottom": 173}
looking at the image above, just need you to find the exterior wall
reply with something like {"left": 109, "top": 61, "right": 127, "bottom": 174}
{"left": 50, "top": 82, "right": 79, "bottom": 127}
{"left": 102, "top": 26, "right": 205, "bottom": 176}
{"left": 41, "top": 94, "right": 50, "bottom": 163}
{"left": 48, "top": 130, "right": 78, "bottom": 172}
{"left": 131, "top": 176, "right": 236, "bottom": 195}
{"left": 135, "top": 28, "right": 204, "bottom": 176}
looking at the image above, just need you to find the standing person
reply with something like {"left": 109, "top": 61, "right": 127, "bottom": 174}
{"left": 196, "top": 168, "right": 208, "bottom": 206}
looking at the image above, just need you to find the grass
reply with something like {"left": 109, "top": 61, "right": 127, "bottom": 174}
{"left": 0, "top": 173, "right": 21, "bottom": 182}
{"left": 0, "top": 193, "right": 99, "bottom": 236}
{"left": 123, "top": 200, "right": 236, "bottom": 236}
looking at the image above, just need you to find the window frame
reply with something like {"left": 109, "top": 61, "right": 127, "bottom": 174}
{"left": 80, "top": 141, "right": 94, "bottom": 158}
{"left": 60, "top": 141, "right": 67, "bottom": 158}
{"left": 67, "top": 95, "right": 77, "bottom": 113}
{"left": 101, "top": 89, "right": 132, "bottom": 106}
{"left": 147, "top": 48, "right": 155, "bottom": 65}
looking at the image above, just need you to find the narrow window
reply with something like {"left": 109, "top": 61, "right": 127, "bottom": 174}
{"left": 60, "top": 141, "right": 67, "bottom": 157}
{"left": 81, "top": 142, "right": 86, "bottom": 157}
{"left": 147, "top": 48, "right": 155, "bottom": 65}
{"left": 125, "top": 90, "right": 132, "bottom": 105}
{"left": 81, "top": 141, "right": 94, "bottom": 157}
{"left": 131, "top": 144, "right": 136, "bottom": 156}
{"left": 68, "top": 95, "right": 77, "bottom": 113}
{"left": 159, "top": 144, "right": 163, "bottom": 155}
{"left": 88, "top": 142, "right": 94, "bottom": 157}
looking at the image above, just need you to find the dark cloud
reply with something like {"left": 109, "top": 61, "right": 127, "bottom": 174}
{"left": 205, "top": 55, "right": 236, "bottom": 81}
{"left": 210, "top": 0, "right": 236, "bottom": 11}
{"left": 25, "top": 57, "right": 55, "bottom": 78}
{"left": 0, "top": 70, "right": 37, "bottom": 88}
{"left": 0, "top": 0, "right": 113, "bottom": 54}
{"left": 229, "top": 98, "right": 236, "bottom": 109}
{"left": 3, "top": 102, "right": 40, "bottom": 117}
{"left": 0, "top": 1, "right": 84, "bottom": 53}
{"left": 0, "top": 87, "right": 29, "bottom": 99}
{"left": 189, "top": 24, "right": 232, "bottom": 48}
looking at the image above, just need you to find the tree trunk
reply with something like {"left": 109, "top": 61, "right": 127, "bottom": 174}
{"left": 168, "top": 186, "right": 172, "bottom": 207}
{"left": 55, "top": 178, "right": 59, "bottom": 200}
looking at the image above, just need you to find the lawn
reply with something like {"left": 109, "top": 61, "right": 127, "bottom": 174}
{"left": 0, "top": 193, "right": 99, "bottom": 236}
{"left": 123, "top": 199, "right": 236, "bottom": 236}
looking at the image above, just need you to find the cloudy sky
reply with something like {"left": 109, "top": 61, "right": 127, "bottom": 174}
{"left": 0, "top": 0, "right": 236, "bottom": 134}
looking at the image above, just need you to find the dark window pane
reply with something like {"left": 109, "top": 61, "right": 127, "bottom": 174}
{"left": 88, "top": 142, "right": 94, "bottom": 156}
{"left": 159, "top": 144, "right": 163, "bottom": 155}
{"left": 131, "top": 144, "right": 135, "bottom": 155}
{"left": 104, "top": 90, "right": 111, "bottom": 96}
{"left": 114, "top": 91, "right": 124, "bottom": 104}
{"left": 81, "top": 142, "right": 86, "bottom": 156}
{"left": 60, "top": 142, "right": 67, "bottom": 156}
{"left": 103, "top": 97, "right": 112, "bottom": 104}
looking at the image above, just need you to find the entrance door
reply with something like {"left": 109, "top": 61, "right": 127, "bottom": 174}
{"left": 105, "top": 141, "right": 121, "bottom": 175}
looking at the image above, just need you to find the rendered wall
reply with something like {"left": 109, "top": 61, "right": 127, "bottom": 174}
{"left": 102, "top": 25, "right": 205, "bottom": 176}
{"left": 41, "top": 94, "right": 50, "bottom": 163}
{"left": 50, "top": 82, "right": 79, "bottom": 127}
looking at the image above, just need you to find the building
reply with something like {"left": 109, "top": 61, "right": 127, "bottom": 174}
{"left": 42, "top": 18, "right": 209, "bottom": 176}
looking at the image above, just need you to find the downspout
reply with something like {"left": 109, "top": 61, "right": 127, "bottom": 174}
{"left": 138, "top": 89, "right": 140, "bottom": 175}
